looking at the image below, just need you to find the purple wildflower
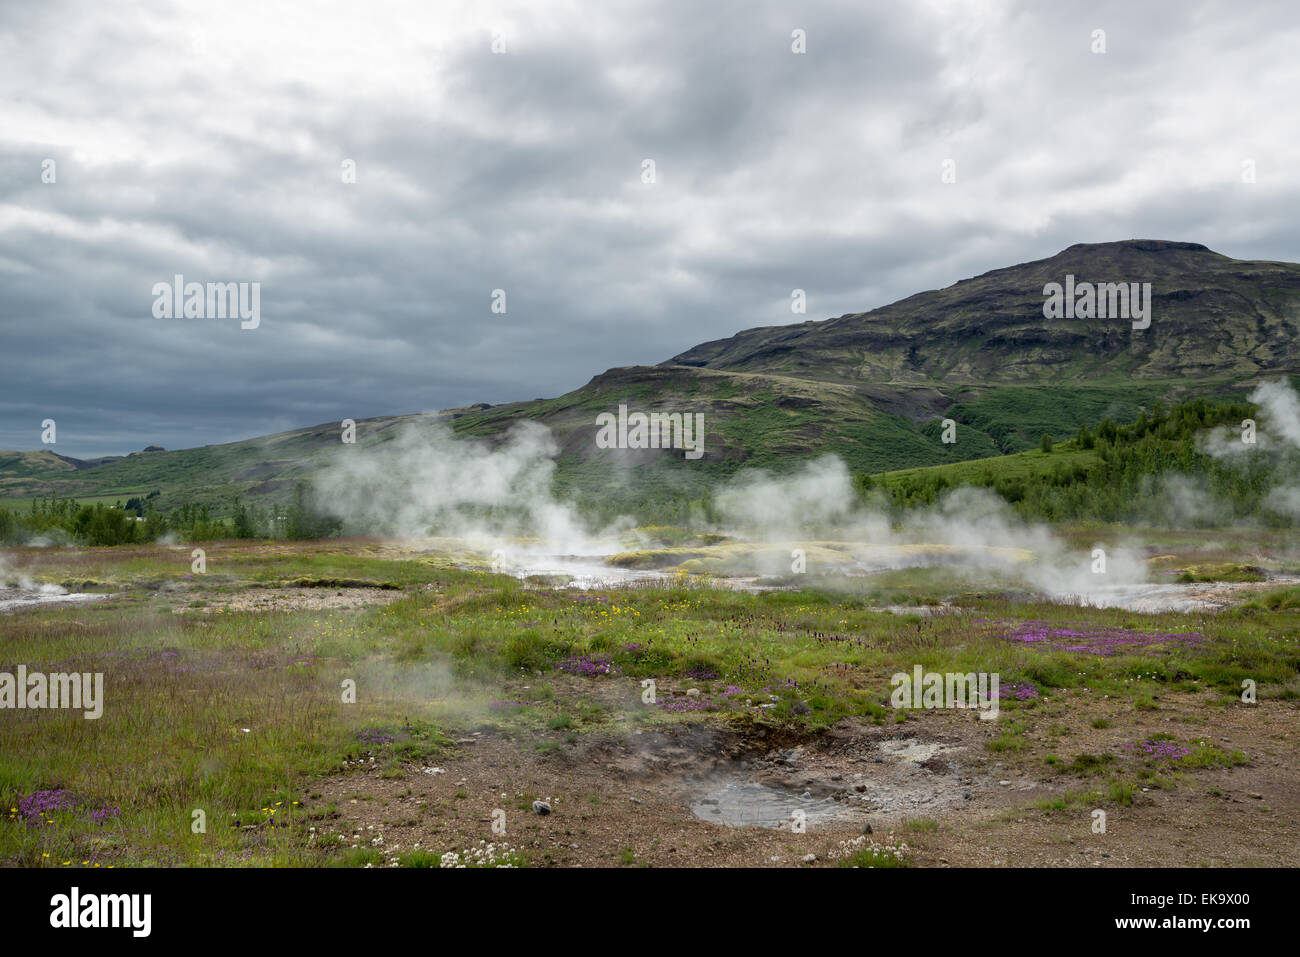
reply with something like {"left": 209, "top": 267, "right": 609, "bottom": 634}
{"left": 653, "top": 693, "right": 717, "bottom": 713}
{"left": 1120, "top": 738, "right": 1193, "bottom": 761}
{"left": 685, "top": 665, "right": 719, "bottom": 680}
{"left": 15, "top": 789, "right": 119, "bottom": 827}
{"left": 17, "top": 789, "right": 77, "bottom": 823}
{"left": 555, "top": 654, "right": 615, "bottom": 676}
{"left": 997, "top": 680, "right": 1040, "bottom": 700}
{"left": 992, "top": 620, "right": 1205, "bottom": 656}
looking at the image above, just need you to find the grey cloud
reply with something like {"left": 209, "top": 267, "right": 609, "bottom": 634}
{"left": 1, "top": 0, "right": 1298, "bottom": 456}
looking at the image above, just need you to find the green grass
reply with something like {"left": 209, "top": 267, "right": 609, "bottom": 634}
{"left": 838, "top": 847, "right": 912, "bottom": 868}
{"left": 876, "top": 447, "right": 1098, "bottom": 491}
{"left": 1033, "top": 789, "right": 1103, "bottom": 812}
{"left": 2, "top": 369, "right": 1259, "bottom": 527}
{"left": 1243, "top": 586, "right": 1300, "bottom": 611}
{"left": 397, "top": 849, "right": 440, "bottom": 868}
{"left": 1, "top": 537, "right": 1295, "bottom": 867}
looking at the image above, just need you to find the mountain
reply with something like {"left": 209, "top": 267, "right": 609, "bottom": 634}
{"left": 667, "top": 240, "right": 1300, "bottom": 383}
{"left": 4, "top": 240, "right": 1298, "bottom": 516}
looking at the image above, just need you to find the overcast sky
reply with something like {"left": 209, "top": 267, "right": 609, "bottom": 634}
{"left": 2, "top": 0, "right": 1298, "bottom": 457}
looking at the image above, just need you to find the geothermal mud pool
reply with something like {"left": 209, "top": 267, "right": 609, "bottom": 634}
{"left": 0, "top": 588, "right": 109, "bottom": 613}
{"left": 496, "top": 546, "right": 1300, "bottom": 614}
{"left": 682, "top": 737, "right": 976, "bottom": 828}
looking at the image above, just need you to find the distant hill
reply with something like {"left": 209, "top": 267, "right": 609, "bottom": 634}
{"left": 4, "top": 240, "right": 1298, "bottom": 516}
{"left": 667, "top": 240, "right": 1300, "bottom": 383}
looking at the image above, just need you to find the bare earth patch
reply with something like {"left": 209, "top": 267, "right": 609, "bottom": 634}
{"left": 309, "top": 696, "right": 1299, "bottom": 867}
{"left": 180, "top": 587, "right": 408, "bottom": 614}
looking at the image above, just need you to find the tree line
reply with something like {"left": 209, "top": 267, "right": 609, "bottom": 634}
{"left": 0, "top": 482, "right": 341, "bottom": 546}
{"left": 856, "top": 395, "right": 1296, "bottom": 525}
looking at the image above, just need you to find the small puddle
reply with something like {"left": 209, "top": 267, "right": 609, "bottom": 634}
{"left": 493, "top": 551, "right": 1300, "bottom": 610}
{"left": 496, "top": 554, "right": 780, "bottom": 593}
{"left": 1047, "top": 575, "right": 1300, "bottom": 613}
{"left": 689, "top": 777, "right": 853, "bottom": 829}
{"left": 0, "top": 589, "right": 110, "bottom": 613}
{"left": 684, "top": 737, "right": 972, "bottom": 827}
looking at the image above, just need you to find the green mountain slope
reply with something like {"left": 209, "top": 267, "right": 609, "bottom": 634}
{"left": 667, "top": 240, "right": 1300, "bottom": 384}
{"left": 3, "top": 240, "right": 1297, "bottom": 516}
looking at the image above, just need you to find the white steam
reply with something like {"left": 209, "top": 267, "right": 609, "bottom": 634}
{"left": 307, "top": 383, "right": 1300, "bottom": 600}
{"left": 0, "top": 552, "right": 65, "bottom": 594}
{"left": 314, "top": 420, "right": 618, "bottom": 556}
{"left": 1201, "top": 378, "right": 1300, "bottom": 522}
{"left": 1251, "top": 379, "right": 1300, "bottom": 449}
{"left": 715, "top": 456, "right": 1146, "bottom": 601}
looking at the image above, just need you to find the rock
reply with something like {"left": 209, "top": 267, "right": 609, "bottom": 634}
{"left": 790, "top": 700, "right": 812, "bottom": 715}
{"left": 854, "top": 784, "right": 867, "bottom": 793}
{"left": 532, "top": 801, "right": 552, "bottom": 815}
{"left": 1249, "top": 792, "right": 1264, "bottom": 799}
{"left": 862, "top": 823, "right": 873, "bottom": 835}
{"left": 999, "top": 780, "right": 1011, "bottom": 786}
{"left": 802, "top": 854, "right": 817, "bottom": 864}
{"left": 800, "top": 791, "right": 812, "bottom": 799}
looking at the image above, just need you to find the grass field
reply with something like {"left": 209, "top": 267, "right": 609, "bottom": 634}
{"left": 1, "top": 537, "right": 1297, "bottom": 867}
{"left": 873, "top": 446, "right": 1097, "bottom": 489}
